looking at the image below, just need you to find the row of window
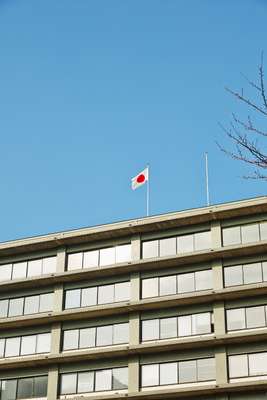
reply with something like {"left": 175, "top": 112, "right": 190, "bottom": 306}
{"left": 142, "top": 269, "right": 213, "bottom": 299}
{"left": 60, "top": 367, "right": 128, "bottom": 394}
{"left": 67, "top": 244, "right": 131, "bottom": 271}
{"left": 227, "top": 305, "right": 267, "bottom": 331}
{"left": 63, "top": 322, "right": 129, "bottom": 350}
{"left": 0, "top": 376, "right": 48, "bottom": 400}
{"left": 224, "top": 261, "right": 267, "bottom": 287}
{"left": 141, "top": 357, "right": 216, "bottom": 387}
{"left": 222, "top": 221, "right": 267, "bottom": 247}
{"left": 65, "top": 281, "right": 130, "bottom": 309}
{"left": 0, "top": 257, "right": 56, "bottom": 283}
{"left": 142, "top": 231, "right": 211, "bottom": 259}
{"left": 0, "top": 293, "right": 53, "bottom": 319}
{"left": 229, "top": 352, "right": 267, "bottom": 378}
{"left": 0, "top": 333, "right": 50, "bottom": 358}
{"left": 142, "top": 312, "right": 213, "bottom": 341}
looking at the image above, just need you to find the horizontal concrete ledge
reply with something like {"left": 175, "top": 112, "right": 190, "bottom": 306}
{"left": 1, "top": 329, "right": 267, "bottom": 371}
{"left": 1, "top": 241, "right": 267, "bottom": 293}
{"left": 0, "top": 197, "right": 267, "bottom": 257}
{"left": 1, "top": 283, "right": 267, "bottom": 331}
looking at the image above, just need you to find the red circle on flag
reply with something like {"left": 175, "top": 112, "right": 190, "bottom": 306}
{"left": 137, "top": 174, "right": 145, "bottom": 183}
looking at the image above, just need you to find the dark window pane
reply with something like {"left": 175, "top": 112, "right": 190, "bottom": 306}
{"left": 34, "top": 376, "right": 48, "bottom": 397}
{"left": 17, "top": 378, "right": 33, "bottom": 399}
{"left": 8, "top": 298, "right": 24, "bottom": 317}
{"left": 112, "top": 367, "right": 128, "bottom": 389}
{"left": 1, "top": 380, "right": 17, "bottom": 400}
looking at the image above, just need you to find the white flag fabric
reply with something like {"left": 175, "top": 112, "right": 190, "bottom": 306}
{"left": 131, "top": 167, "right": 149, "bottom": 190}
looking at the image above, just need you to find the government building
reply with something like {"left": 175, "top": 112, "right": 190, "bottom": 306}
{"left": 1, "top": 196, "right": 267, "bottom": 400}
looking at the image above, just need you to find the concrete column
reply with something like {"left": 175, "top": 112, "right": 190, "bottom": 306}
{"left": 56, "top": 247, "right": 66, "bottom": 273}
{"left": 215, "top": 346, "right": 228, "bottom": 385}
{"left": 129, "top": 312, "right": 140, "bottom": 346}
{"left": 212, "top": 259, "right": 224, "bottom": 290}
{"left": 211, "top": 221, "right": 222, "bottom": 248}
{"left": 47, "top": 366, "right": 59, "bottom": 400}
{"left": 131, "top": 272, "right": 140, "bottom": 302}
{"left": 213, "top": 301, "right": 226, "bottom": 335}
{"left": 131, "top": 234, "right": 141, "bottom": 261}
{"left": 50, "top": 322, "right": 61, "bottom": 354}
{"left": 53, "top": 284, "right": 64, "bottom": 312}
{"left": 128, "top": 356, "right": 139, "bottom": 393}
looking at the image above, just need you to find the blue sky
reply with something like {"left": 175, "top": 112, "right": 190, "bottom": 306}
{"left": 0, "top": 0, "right": 267, "bottom": 241}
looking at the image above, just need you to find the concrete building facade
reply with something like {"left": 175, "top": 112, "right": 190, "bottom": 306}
{"left": 1, "top": 197, "right": 267, "bottom": 400}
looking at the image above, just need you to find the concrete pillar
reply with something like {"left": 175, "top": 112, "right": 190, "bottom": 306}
{"left": 131, "top": 234, "right": 141, "bottom": 261}
{"left": 131, "top": 272, "right": 140, "bottom": 302}
{"left": 47, "top": 366, "right": 59, "bottom": 400}
{"left": 50, "top": 322, "right": 61, "bottom": 354}
{"left": 129, "top": 312, "right": 140, "bottom": 346}
{"left": 211, "top": 221, "right": 222, "bottom": 248}
{"left": 128, "top": 356, "right": 139, "bottom": 393}
{"left": 212, "top": 259, "right": 224, "bottom": 290}
{"left": 56, "top": 247, "right": 66, "bottom": 273}
{"left": 213, "top": 301, "right": 226, "bottom": 335}
{"left": 53, "top": 284, "right": 64, "bottom": 312}
{"left": 215, "top": 346, "right": 228, "bottom": 385}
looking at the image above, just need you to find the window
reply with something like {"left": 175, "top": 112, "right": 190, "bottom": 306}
{"left": 0, "top": 293, "right": 53, "bottom": 319}
{"left": 60, "top": 368, "right": 128, "bottom": 394}
{"left": 65, "top": 282, "right": 130, "bottom": 310}
{"left": 0, "top": 257, "right": 56, "bottom": 283}
{"left": 227, "top": 305, "right": 267, "bottom": 331}
{"left": 142, "top": 312, "right": 212, "bottom": 342}
{"left": 142, "top": 270, "right": 212, "bottom": 299}
{"left": 229, "top": 352, "right": 267, "bottom": 378}
{"left": 143, "top": 231, "right": 211, "bottom": 260}
{"left": 223, "top": 221, "right": 267, "bottom": 247}
{"left": 228, "top": 354, "right": 249, "bottom": 378}
{"left": 0, "top": 377, "right": 47, "bottom": 400}
{"left": 141, "top": 358, "right": 215, "bottom": 387}
{"left": 96, "top": 325, "right": 112, "bottom": 346}
{"left": 113, "top": 323, "right": 129, "bottom": 344}
{"left": 224, "top": 261, "right": 267, "bottom": 287}
{"left": 67, "top": 244, "right": 131, "bottom": 271}
{"left": 80, "top": 328, "right": 96, "bottom": 348}
{"left": 0, "top": 333, "right": 51, "bottom": 358}
{"left": 63, "top": 330, "right": 79, "bottom": 351}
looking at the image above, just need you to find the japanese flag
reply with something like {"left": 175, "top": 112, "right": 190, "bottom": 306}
{"left": 131, "top": 167, "right": 149, "bottom": 190}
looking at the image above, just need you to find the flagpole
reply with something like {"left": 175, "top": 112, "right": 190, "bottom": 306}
{"left": 146, "top": 164, "right": 150, "bottom": 216}
{"left": 205, "top": 153, "right": 210, "bottom": 206}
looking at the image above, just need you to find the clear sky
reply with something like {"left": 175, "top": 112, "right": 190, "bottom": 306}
{"left": 0, "top": 0, "right": 267, "bottom": 241}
